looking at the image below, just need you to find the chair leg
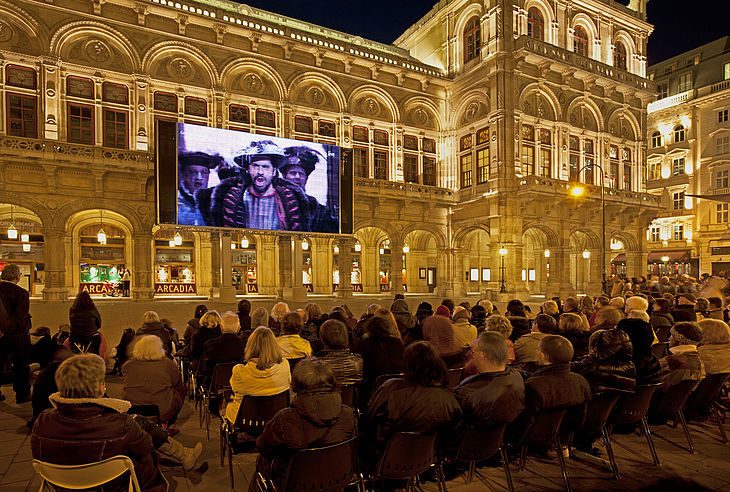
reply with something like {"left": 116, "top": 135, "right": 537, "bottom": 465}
{"left": 555, "top": 437, "right": 572, "bottom": 492}
{"left": 602, "top": 427, "right": 621, "bottom": 480}
{"left": 519, "top": 445, "right": 527, "bottom": 471}
{"left": 220, "top": 425, "right": 226, "bottom": 467}
{"left": 641, "top": 417, "right": 660, "bottom": 466}
{"left": 677, "top": 410, "right": 695, "bottom": 454}
{"left": 712, "top": 404, "right": 728, "bottom": 443}
{"left": 205, "top": 406, "right": 211, "bottom": 441}
{"left": 466, "top": 461, "right": 475, "bottom": 483}
{"left": 500, "top": 447, "right": 515, "bottom": 492}
{"left": 228, "top": 434, "right": 235, "bottom": 489}
{"left": 436, "top": 462, "right": 447, "bottom": 492}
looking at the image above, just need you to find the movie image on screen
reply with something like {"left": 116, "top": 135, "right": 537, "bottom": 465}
{"left": 176, "top": 123, "right": 342, "bottom": 234}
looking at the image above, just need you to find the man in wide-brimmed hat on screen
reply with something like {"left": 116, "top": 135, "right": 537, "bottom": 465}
{"left": 178, "top": 151, "right": 221, "bottom": 225}
{"left": 197, "top": 140, "right": 310, "bottom": 231}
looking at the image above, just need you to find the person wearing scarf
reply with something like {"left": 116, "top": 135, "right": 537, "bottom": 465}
{"left": 660, "top": 322, "right": 706, "bottom": 388}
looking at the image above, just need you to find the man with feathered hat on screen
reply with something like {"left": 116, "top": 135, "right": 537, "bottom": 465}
{"left": 178, "top": 151, "right": 222, "bottom": 225}
{"left": 281, "top": 146, "right": 338, "bottom": 233}
{"left": 197, "top": 140, "right": 310, "bottom": 231}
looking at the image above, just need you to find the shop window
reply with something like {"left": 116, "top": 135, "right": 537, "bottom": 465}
{"left": 79, "top": 224, "right": 126, "bottom": 295}
{"left": 232, "top": 237, "right": 257, "bottom": 293}
{"left": 66, "top": 76, "right": 94, "bottom": 99}
{"left": 154, "top": 234, "right": 196, "bottom": 295}
{"left": 6, "top": 94, "right": 37, "bottom": 138}
{"left": 154, "top": 92, "right": 178, "bottom": 113}
{"left": 5, "top": 65, "right": 37, "bottom": 89}
{"left": 573, "top": 26, "right": 589, "bottom": 56}
{"left": 527, "top": 7, "right": 544, "bottom": 40}
{"left": 229, "top": 104, "right": 250, "bottom": 125}
{"left": 463, "top": 16, "right": 481, "bottom": 64}
{"left": 67, "top": 104, "right": 94, "bottom": 145}
{"left": 103, "top": 110, "right": 127, "bottom": 149}
{"left": 102, "top": 83, "right": 129, "bottom": 105}
{"left": 255, "top": 109, "right": 276, "bottom": 128}
{"left": 614, "top": 42, "right": 627, "bottom": 70}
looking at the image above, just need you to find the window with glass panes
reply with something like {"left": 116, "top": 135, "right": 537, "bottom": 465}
{"left": 673, "top": 191, "right": 685, "bottom": 210}
{"left": 229, "top": 104, "right": 250, "bottom": 129}
{"left": 403, "top": 134, "right": 419, "bottom": 183}
{"left": 716, "top": 169, "right": 729, "bottom": 189}
{"left": 573, "top": 26, "right": 588, "bottom": 56}
{"left": 622, "top": 148, "right": 632, "bottom": 190}
{"left": 476, "top": 127, "right": 490, "bottom": 183}
{"left": 459, "top": 134, "right": 473, "bottom": 187}
{"left": 725, "top": 62, "right": 730, "bottom": 81}
{"left": 101, "top": 82, "right": 128, "bottom": 149}
{"left": 657, "top": 82, "right": 668, "bottom": 99}
{"left": 463, "top": 17, "right": 481, "bottom": 64}
{"left": 672, "top": 157, "right": 685, "bottom": 176}
{"left": 609, "top": 145, "right": 620, "bottom": 188}
{"left": 255, "top": 109, "right": 276, "bottom": 129}
{"left": 674, "top": 125, "right": 686, "bottom": 143}
{"left": 718, "top": 203, "right": 729, "bottom": 223}
{"left": 649, "top": 161, "right": 662, "bottom": 181}
{"left": 353, "top": 126, "right": 369, "bottom": 178}
{"left": 184, "top": 97, "right": 207, "bottom": 118}
{"left": 423, "top": 138, "right": 437, "bottom": 186}
{"left": 651, "top": 131, "right": 663, "bottom": 148}
{"left": 717, "top": 135, "right": 730, "bottom": 154}
{"left": 373, "top": 130, "right": 388, "bottom": 180}
{"left": 614, "top": 42, "right": 627, "bottom": 70}
{"left": 678, "top": 72, "right": 693, "bottom": 92}
{"left": 67, "top": 103, "right": 94, "bottom": 145}
{"left": 527, "top": 8, "right": 544, "bottom": 40}
{"left": 569, "top": 136, "right": 580, "bottom": 181}
{"left": 521, "top": 125, "right": 535, "bottom": 176}
{"left": 5, "top": 65, "right": 38, "bottom": 139}
{"left": 318, "top": 120, "right": 336, "bottom": 139}
{"left": 294, "top": 115, "right": 314, "bottom": 135}
{"left": 584, "top": 139, "right": 595, "bottom": 184}
{"left": 154, "top": 92, "right": 178, "bottom": 113}
{"left": 673, "top": 224, "right": 684, "bottom": 241}
{"left": 719, "top": 110, "right": 729, "bottom": 124}
{"left": 650, "top": 226, "right": 660, "bottom": 242}
{"left": 538, "top": 129, "right": 551, "bottom": 177}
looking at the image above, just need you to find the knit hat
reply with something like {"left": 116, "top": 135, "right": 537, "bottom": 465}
{"left": 452, "top": 306, "right": 469, "bottom": 322}
{"left": 435, "top": 305, "right": 451, "bottom": 317}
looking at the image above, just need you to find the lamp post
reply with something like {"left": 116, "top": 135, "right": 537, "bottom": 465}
{"left": 499, "top": 247, "right": 508, "bottom": 293}
{"left": 569, "top": 162, "right": 607, "bottom": 295}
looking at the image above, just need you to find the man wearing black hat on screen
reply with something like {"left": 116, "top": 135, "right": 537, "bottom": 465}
{"left": 178, "top": 151, "right": 222, "bottom": 225}
{"left": 281, "top": 146, "right": 338, "bottom": 233}
{"left": 197, "top": 140, "right": 310, "bottom": 230}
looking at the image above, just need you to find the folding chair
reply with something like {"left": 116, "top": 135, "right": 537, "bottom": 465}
{"left": 649, "top": 379, "right": 700, "bottom": 453}
{"left": 33, "top": 455, "right": 163, "bottom": 492}
{"left": 450, "top": 423, "right": 513, "bottom": 491}
{"left": 685, "top": 373, "right": 730, "bottom": 442}
{"left": 369, "top": 432, "right": 444, "bottom": 492}
{"left": 570, "top": 392, "right": 622, "bottom": 479}
{"left": 446, "top": 367, "right": 465, "bottom": 390}
{"left": 608, "top": 382, "right": 663, "bottom": 466}
{"left": 202, "top": 362, "right": 239, "bottom": 441}
{"left": 517, "top": 407, "right": 572, "bottom": 492}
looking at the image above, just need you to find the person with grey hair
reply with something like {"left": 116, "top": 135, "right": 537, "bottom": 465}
{"left": 31, "top": 354, "right": 202, "bottom": 490}
{"left": 136, "top": 311, "right": 173, "bottom": 356}
{"left": 454, "top": 332, "right": 525, "bottom": 427}
{"left": 200, "top": 311, "right": 245, "bottom": 390}
{"left": 0, "top": 263, "right": 32, "bottom": 403}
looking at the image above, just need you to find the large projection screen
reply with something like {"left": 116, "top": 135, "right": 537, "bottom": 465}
{"left": 156, "top": 122, "right": 352, "bottom": 235}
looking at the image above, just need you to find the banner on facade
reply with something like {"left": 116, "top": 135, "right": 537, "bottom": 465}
{"left": 155, "top": 283, "right": 197, "bottom": 294}
{"left": 79, "top": 283, "right": 116, "bottom": 295}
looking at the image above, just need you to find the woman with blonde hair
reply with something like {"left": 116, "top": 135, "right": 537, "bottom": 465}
{"left": 698, "top": 319, "right": 730, "bottom": 374}
{"left": 559, "top": 312, "right": 590, "bottom": 359}
{"left": 269, "top": 302, "right": 290, "bottom": 334}
{"left": 225, "top": 327, "right": 291, "bottom": 423}
{"left": 541, "top": 300, "right": 560, "bottom": 323}
{"left": 374, "top": 308, "right": 401, "bottom": 339}
{"left": 190, "top": 310, "right": 222, "bottom": 367}
{"left": 122, "top": 335, "right": 187, "bottom": 423}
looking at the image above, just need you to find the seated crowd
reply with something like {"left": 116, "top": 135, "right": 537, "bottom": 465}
{"left": 4, "top": 276, "right": 730, "bottom": 490}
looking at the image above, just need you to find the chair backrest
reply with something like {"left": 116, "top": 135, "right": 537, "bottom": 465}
{"left": 652, "top": 342, "right": 669, "bottom": 359}
{"left": 372, "top": 373, "right": 404, "bottom": 394}
{"left": 235, "top": 390, "right": 290, "bottom": 437}
{"left": 33, "top": 455, "right": 141, "bottom": 491}
{"left": 128, "top": 404, "right": 160, "bottom": 422}
{"left": 689, "top": 373, "right": 730, "bottom": 408}
{"left": 288, "top": 357, "right": 306, "bottom": 373}
{"left": 280, "top": 437, "right": 358, "bottom": 492}
{"left": 523, "top": 407, "right": 568, "bottom": 447}
{"left": 580, "top": 392, "right": 622, "bottom": 435}
{"left": 454, "top": 423, "right": 507, "bottom": 463}
{"left": 653, "top": 379, "right": 700, "bottom": 419}
{"left": 446, "top": 367, "right": 464, "bottom": 390}
{"left": 375, "top": 432, "right": 438, "bottom": 480}
{"left": 339, "top": 384, "right": 357, "bottom": 408}
{"left": 613, "top": 383, "right": 663, "bottom": 425}
{"left": 209, "top": 362, "right": 239, "bottom": 394}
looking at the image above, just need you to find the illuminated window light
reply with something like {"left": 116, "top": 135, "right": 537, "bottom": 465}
{"left": 582, "top": 250, "right": 591, "bottom": 259}
{"left": 20, "top": 233, "right": 29, "bottom": 243}
{"left": 302, "top": 239, "right": 309, "bottom": 251}
{"left": 174, "top": 232, "right": 183, "bottom": 245}
{"left": 231, "top": 242, "right": 236, "bottom": 250}
{"left": 168, "top": 240, "right": 176, "bottom": 247}
{"left": 7, "top": 225, "right": 17, "bottom": 240}
{"left": 22, "top": 243, "right": 31, "bottom": 252}
{"left": 402, "top": 244, "right": 410, "bottom": 253}
{"left": 544, "top": 249, "right": 550, "bottom": 258}
{"left": 354, "top": 242, "right": 361, "bottom": 252}
{"left": 97, "top": 228, "right": 107, "bottom": 244}
{"left": 333, "top": 245, "right": 340, "bottom": 254}
{"left": 241, "top": 236, "right": 249, "bottom": 248}
{"left": 379, "top": 248, "right": 385, "bottom": 255}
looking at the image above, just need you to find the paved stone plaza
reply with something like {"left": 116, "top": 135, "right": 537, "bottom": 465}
{"left": 3, "top": 367, "right": 730, "bottom": 491}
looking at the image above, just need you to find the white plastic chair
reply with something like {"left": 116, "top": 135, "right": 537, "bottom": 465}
{"left": 32, "top": 455, "right": 154, "bottom": 491}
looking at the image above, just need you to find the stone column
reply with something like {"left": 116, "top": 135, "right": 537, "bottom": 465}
{"left": 336, "top": 238, "right": 354, "bottom": 299}
{"left": 545, "top": 246, "right": 575, "bottom": 298}
{"left": 311, "top": 237, "right": 331, "bottom": 294}
{"left": 362, "top": 246, "right": 379, "bottom": 294}
{"left": 434, "top": 248, "right": 451, "bottom": 297}
{"left": 42, "top": 229, "right": 68, "bottom": 301}
{"left": 279, "top": 236, "right": 307, "bottom": 301}
{"left": 219, "top": 233, "right": 236, "bottom": 303}
{"left": 257, "top": 235, "right": 278, "bottom": 295}
{"left": 586, "top": 248, "right": 602, "bottom": 296}
{"left": 390, "top": 242, "right": 405, "bottom": 296}
{"left": 131, "top": 232, "right": 154, "bottom": 300}
{"left": 209, "top": 231, "right": 220, "bottom": 299}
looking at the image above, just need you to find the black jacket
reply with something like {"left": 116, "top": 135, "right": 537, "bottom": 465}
{"left": 671, "top": 305, "right": 697, "bottom": 322}
{"left": 136, "top": 322, "right": 173, "bottom": 356}
{"left": 564, "top": 330, "right": 591, "bottom": 360}
{"left": 0, "top": 280, "right": 31, "bottom": 334}
{"left": 69, "top": 306, "right": 101, "bottom": 337}
{"left": 617, "top": 318, "right": 663, "bottom": 385}
{"left": 200, "top": 333, "right": 245, "bottom": 386}
{"left": 455, "top": 368, "right": 525, "bottom": 427}
{"left": 190, "top": 326, "right": 222, "bottom": 364}
{"left": 650, "top": 312, "right": 674, "bottom": 342}
{"left": 507, "top": 316, "right": 531, "bottom": 342}
{"left": 571, "top": 329, "right": 637, "bottom": 395}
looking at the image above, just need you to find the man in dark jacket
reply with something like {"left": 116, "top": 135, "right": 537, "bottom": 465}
{"left": 617, "top": 317, "right": 663, "bottom": 385}
{"left": 200, "top": 312, "right": 244, "bottom": 390}
{"left": 0, "top": 263, "right": 32, "bottom": 403}
{"left": 571, "top": 329, "right": 636, "bottom": 395}
{"left": 237, "top": 299, "right": 252, "bottom": 334}
{"left": 455, "top": 332, "right": 525, "bottom": 428}
{"left": 513, "top": 335, "right": 591, "bottom": 445}
{"left": 671, "top": 294, "right": 698, "bottom": 322}
{"left": 256, "top": 359, "right": 356, "bottom": 485}
{"left": 314, "top": 319, "right": 363, "bottom": 385}
{"left": 136, "top": 311, "right": 173, "bottom": 355}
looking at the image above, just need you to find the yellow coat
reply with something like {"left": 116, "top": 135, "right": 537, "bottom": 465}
{"left": 225, "top": 359, "right": 291, "bottom": 423}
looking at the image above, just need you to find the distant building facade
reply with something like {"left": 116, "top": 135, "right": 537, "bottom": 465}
{"left": 0, "top": 0, "right": 658, "bottom": 301}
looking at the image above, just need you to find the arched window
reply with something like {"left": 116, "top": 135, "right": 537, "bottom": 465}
{"left": 674, "top": 125, "right": 686, "bottom": 143}
{"left": 463, "top": 17, "right": 481, "bottom": 64}
{"left": 651, "top": 131, "right": 663, "bottom": 148}
{"left": 614, "top": 42, "right": 628, "bottom": 70}
{"left": 573, "top": 26, "right": 589, "bottom": 57}
{"left": 527, "top": 7, "right": 545, "bottom": 41}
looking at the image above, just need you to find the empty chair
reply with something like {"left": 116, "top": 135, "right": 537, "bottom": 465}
{"left": 451, "top": 423, "right": 513, "bottom": 490}
{"left": 685, "top": 373, "right": 730, "bottom": 442}
{"left": 571, "top": 392, "right": 622, "bottom": 479}
{"left": 33, "top": 455, "right": 147, "bottom": 492}
{"left": 608, "top": 383, "right": 663, "bottom": 466}
{"left": 252, "top": 437, "right": 363, "bottom": 492}
{"left": 649, "top": 380, "right": 701, "bottom": 453}
{"left": 221, "top": 390, "right": 290, "bottom": 489}
{"left": 517, "top": 407, "right": 572, "bottom": 492}
{"left": 369, "top": 432, "right": 443, "bottom": 492}
{"left": 202, "top": 361, "right": 238, "bottom": 442}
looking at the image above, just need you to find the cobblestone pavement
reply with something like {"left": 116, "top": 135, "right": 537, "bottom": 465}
{"left": 4, "top": 375, "right": 730, "bottom": 491}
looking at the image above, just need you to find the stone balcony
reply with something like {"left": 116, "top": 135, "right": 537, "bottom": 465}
{"left": 514, "top": 36, "right": 654, "bottom": 93}
{"left": 353, "top": 177, "right": 456, "bottom": 205}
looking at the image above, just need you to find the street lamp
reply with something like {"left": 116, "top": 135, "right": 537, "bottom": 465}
{"left": 499, "top": 247, "right": 508, "bottom": 293}
{"left": 569, "top": 162, "right": 607, "bottom": 294}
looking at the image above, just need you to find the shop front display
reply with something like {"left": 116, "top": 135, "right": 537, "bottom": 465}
{"left": 79, "top": 224, "right": 126, "bottom": 296}
{"left": 302, "top": 240, "right": 313, "bottom": 292}
{"left": 1, "top": 219, "right": 45, "bottom": 295}
{"left": 379, "top": 240, "right": 391, "bottom": 292}
{"left": 154, "top": 232, "right": 196, "bottom": 295}
{"left": 232, "top": 241, "right": 258, "bottom": 294}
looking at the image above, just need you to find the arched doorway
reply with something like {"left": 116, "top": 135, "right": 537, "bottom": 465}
{"left": 522, "top": 227, "right": 551, "bottom": 295}
{"left": 402, "top": 229, "right": 440, "bottom": 293}
{"left": 353, "top": 227, "right": 390, "bottom": 294}
{"left": 231, "top": 233, "right": 258, "bottom": 294}
{"left": 152, "top": 228, "right": 197, "bottom": 295}
{"left": 569, "top": 229, "right": 600, "bottom": 294}
{"left": 0, "top": 204, "right": 45, "bottom": 295}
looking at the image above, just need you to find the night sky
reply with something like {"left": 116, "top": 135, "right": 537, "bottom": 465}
{"left": 241, "top": 0, "right": 726, "bottom": 66}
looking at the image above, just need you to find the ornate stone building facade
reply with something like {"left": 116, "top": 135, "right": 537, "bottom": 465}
{"left": 646, "top": 37, "right": 730, "bottom": 277}
{"left": 0, "top": 0, "right": 659, "bottom": 302}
